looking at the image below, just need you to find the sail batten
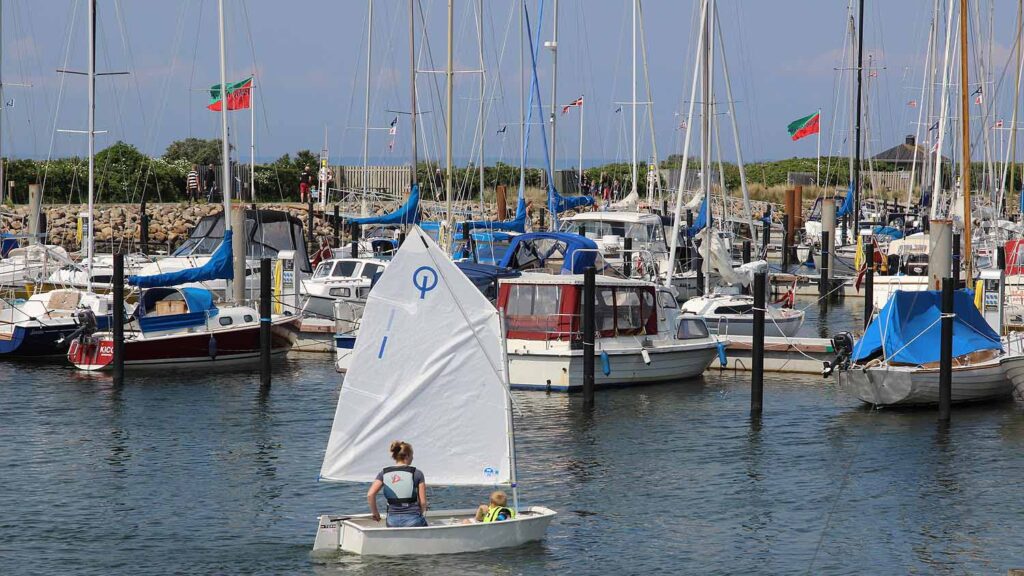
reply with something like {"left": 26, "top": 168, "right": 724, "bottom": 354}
{"left": 319, "top": 225, "right": 511, "bottom": 486}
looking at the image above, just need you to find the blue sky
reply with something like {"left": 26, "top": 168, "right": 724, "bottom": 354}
{"left": 0, "top": 0, "right": 1018, "bottom": 169}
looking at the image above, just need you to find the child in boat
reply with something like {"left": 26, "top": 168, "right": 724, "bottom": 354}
{"left": 367, "top": 441, "right": 429, "bottom": 527}
{"left": 472, "top": 490, "right": 516, "bottom": 523}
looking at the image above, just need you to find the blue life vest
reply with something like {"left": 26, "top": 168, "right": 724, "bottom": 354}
{"left": 381, "top": 465, "right": 418, "bottom": 506}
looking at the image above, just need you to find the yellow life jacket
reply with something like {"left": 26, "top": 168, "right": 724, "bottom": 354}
{"left": 482, "top": 505, "right": 515, "bottom": 523}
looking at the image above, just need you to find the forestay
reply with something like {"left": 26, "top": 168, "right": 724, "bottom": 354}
{"left": 319, "top": 225, "right": 512, "bottom": 486}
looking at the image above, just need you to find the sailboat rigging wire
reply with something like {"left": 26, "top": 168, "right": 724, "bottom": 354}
{"left": 42, "top": 0, "right": 80, "bottom": 197}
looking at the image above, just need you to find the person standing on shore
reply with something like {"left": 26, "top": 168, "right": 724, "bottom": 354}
{"left": 204, "top": 163, "right": 217, "bottom": 203}
{"left": 186, "top": 165, "right": 200, "bottom": 205}
{"left": 299, "top": 165, "right": 312, "bottom": 203}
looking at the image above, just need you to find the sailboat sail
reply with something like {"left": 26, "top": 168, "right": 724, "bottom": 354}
{"left": 319, "top": 225, "right": 511, "bottom": 486}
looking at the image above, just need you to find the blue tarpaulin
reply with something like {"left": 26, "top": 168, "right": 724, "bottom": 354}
{"left": 498, "top": 231, "right": 598, "bottom": 274}
{"left": 454, "top": 261, "right": 521, "bottom": 299}
{"left": 689, "top": 197, "right": 708, "bottom": 236}
{"left": 135, "top": 287, "right": 218, "bottom": 333}
{"left": 128, "top": 230, "right": 234, "bottom": 288}
{"left": 0, "top": 233, "right": 16, "bottom": 258}
{"left": 462, "top": 195, "right": 528, "bottom": 233}
{"left": 872, "top": 225, "right": 904, "bottom": 239}
{"left": 348, "top": 185, "right": 421, "bottom": 226}
{"left": 852, "top": 289, "right": 1000, "bottom": 365}
{"left": 836, "top": 182, "right": 855, "bottom": 218}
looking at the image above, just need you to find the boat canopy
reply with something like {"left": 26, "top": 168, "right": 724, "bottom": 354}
{"left": 498, "top": 232, "right": 598, "bottom": 274}
{"left": 455, "top": 261, "right": 521, "bottom": 300}
{"left": 461, "top": 196, "right": 528, "bottom": 233}
{"left": 852, "top": 289, "right": 1000, "bottom": 365}
{"left": 129, "top": 230, "right": 234, "bottom": 288}
{"left": 348, "top": 184, "right": 421, "bottom": 226}
{"left": 134, "top": 287, "right": 218, "bottom": 333}
{"left": 172, "top": 209, "right": 312, "bottom": 273}
{"left": 319, "top": 225, "right": 512, "bottom": 486}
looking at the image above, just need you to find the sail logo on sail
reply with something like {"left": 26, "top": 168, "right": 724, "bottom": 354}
{"left": 412, "top": 266, "right": 439, "bottom": 299}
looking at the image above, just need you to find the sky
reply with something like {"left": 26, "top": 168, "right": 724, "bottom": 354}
{"left": 0, "top": 0, "right": 1020, "bottom": 173}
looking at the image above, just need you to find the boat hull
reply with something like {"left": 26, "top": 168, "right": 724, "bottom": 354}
{"left": 68, "top": 320, "right": 298, "bottom": 371}
{"left": 722, "top": 335, "right": 834, "bottom": 374}
{"left": 507, "top": 343, "right": 718, "bottom": 391}
{"left": 313, "top": 507, "right": 556, "bottom": 556}
{"left": 0, "top": 321, "right": 79, "bottom": 357}
{"left": 840, "top": 359, "right": 1011, "bottom": 406}
{"left": 703, "top": 313, "right": 803, "bottom": 339}
{"left": 1000, "top": 354, "right": 1024, "bottom": 398}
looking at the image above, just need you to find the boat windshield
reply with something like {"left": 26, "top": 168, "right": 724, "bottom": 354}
{"left": 506, "top": 284, "right": 563, "bottom": 336}
{"left": 565, "top": 220, "right": 665, "bottom": 246}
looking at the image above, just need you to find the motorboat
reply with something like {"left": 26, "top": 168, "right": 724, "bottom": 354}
{"left": 832, "top": 289, "right": 1011, "bottom": 407}
{"left": 0, "top": 289, "right": 116, "bottom": 357}
{"left": 314, "top": 225, "right": 555, "bottom": 556}
{"left": 0, "top": 243, "right": 73, "bottom": 288}
{"left": 679, "top": 292, "right": 804, "bottom": 338}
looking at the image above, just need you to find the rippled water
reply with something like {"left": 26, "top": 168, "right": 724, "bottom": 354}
{"left": 3, "top": 308, "right": 1024, "bottom": 574}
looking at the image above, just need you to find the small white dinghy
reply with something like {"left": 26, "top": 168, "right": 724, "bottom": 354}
{"left": 313, "top": 225, "right": 555, "bottom": 556}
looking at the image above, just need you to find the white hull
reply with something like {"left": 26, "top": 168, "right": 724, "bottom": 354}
{"left": 703, "top": 313, "right": 804, "bottom": 339}
{"left": 313, "top": 507, "right": 556, "bottom": 556}
{"left": 1000, "top": 354, "right": 1024, "bottom": 398}
{"left": 870, "top": 275, "right": 929, "bottom": 310}
{"left": 507, "top": 342, "right": 718, "bottom": 391}
{"left": 840, "top": 359, "right": 1011, "bottom": 406}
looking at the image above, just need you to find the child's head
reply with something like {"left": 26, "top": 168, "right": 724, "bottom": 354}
{"left": 489, "top": 491, "right": 508, "bottom": 508}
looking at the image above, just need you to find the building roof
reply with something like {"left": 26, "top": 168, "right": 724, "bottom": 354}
{"left": 873, "top": 135, "right": 950, "bottom": 163}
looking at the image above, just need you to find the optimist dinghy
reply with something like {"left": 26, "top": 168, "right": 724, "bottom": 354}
{"left": 313, "top": 225, "right": 555, "bottom": 556}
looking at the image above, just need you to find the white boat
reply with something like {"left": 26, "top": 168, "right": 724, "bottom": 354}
{"left": 835, "top": 289, "right": 1012, "bottom": 407}
{"left": 0, "top": 244, "right": 72, "bottom": 287}
{"left": 680, "top": 292, "right": 804, "bottom": 338}
{"left": 314, "top": 225, "right": 555, "bottom": 556}
{"left": 500, "top": 273, "right": 720, "bottom": 390}
{"left": 45, "top": 253, "right": 151, "bottom": 291}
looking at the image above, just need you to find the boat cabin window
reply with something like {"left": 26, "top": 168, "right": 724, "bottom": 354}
{"left": 357, "top": 287, "right": 371, "bottom": 299}
{"left": 657, "top": 291, "right": 677, "bottom": 309}
{"left": 586, "top": 285, "right": 657, "bottom": 337}
{"left": 361, "top": 263, "right": 383, "bottom": 279}
{"left": 713, "top": 304, "right": 753, "bottom": 315}
{"left": 567, "top": 221, "right": 664, "bottom": 244}
{"left": 332, "top": 261, "right": 359, "bottom": 278}
{"left": 506, "top": 284, "right": 563, "bottom": 335}
{"left": 312, "top": 262, "right": 332, "bottom": 279}
{"left": 676, "top": 318, "right": 710, "bottom": 340}
{"left": 330, "top": 287, "right": 352, "bottom": 298}
{"left": 244, "top": 314, "right": 254, "bottom": 323}
{"left": 219, "top": 317, "right": 233, "bottom": 326}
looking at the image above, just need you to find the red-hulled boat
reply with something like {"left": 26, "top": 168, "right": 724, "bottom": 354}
{"left": 68, "top": 287, "right": 298, "bottom": 371}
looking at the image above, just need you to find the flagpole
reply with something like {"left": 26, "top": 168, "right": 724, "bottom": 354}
{"left": 87, "top": 0, "right": 95, "bottom": 292}
{"left": 578, "top": 96, "right": 584, "bottom": 191}
{"left": 630, "top": 0, "right": 637, "bottom": 197}
{"left": 816, "top": 107, "right": 821, "bottom": 187}
{"left": 250, "top": 76, "right": 255, "bottom": 203}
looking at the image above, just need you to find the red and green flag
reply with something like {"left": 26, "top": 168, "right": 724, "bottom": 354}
{"left": 207, "top": 77, "right": 253, "bottom": 111}
{"left": 787, "top": 111, "right": 820, "bottom": 141}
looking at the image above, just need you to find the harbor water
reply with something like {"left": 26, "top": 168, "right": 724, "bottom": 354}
{"left": 3, "top": 298, "right": 1024, "bottom": 574}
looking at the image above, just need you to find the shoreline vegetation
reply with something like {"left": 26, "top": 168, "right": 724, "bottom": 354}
{"left": 0, "top": 138, "right": 986, "bottom": 208}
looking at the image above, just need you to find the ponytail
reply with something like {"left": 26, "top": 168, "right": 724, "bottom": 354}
{"left": 389, "top": 441, "right": 413, "bottom": 462}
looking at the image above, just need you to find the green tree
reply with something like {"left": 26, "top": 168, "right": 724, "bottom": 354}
{"left": 163, "top": 137, "right": 223, "bottom": 166}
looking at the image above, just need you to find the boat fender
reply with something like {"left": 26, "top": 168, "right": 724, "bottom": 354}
{"left": 208, "top": 335, "right": 217, "bottom": 359}
{"left": 640, "top": 348, "right": 651, "bottom": 365}
{"left": 717, "top": 341, "right": 727, "bottom": 367}
{"left": 600, "top": 350, "right": 611, "bottom": 376}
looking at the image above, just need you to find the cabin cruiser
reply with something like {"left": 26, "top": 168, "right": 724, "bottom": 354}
{"left": 0, "top": 243, "right": 73, "bottom": 288}
{"left": 679, "top": 292, "right": 804, "bottom": 338}
{"left": 0, "top": 289, "right": 117, "bottom": 357}
{"left": 45, "top": 253, "right": 152, "bottom": 291}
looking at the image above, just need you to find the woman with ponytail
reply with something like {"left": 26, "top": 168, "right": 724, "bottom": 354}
{"left": 367, "top": 441, "right": 429, "bottom": 527}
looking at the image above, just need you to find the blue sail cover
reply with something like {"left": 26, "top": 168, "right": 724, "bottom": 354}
{"left": 689, "top": 197, "right": 708, "bottom": 236}
{"left": 852, "top": 289, "right": 1000, "bottom": 364}
{"left": 135, "top": 287, "right": 218, "bottom": 333}
{"left": 348, "top": 184, "right": 421, "bottom": 226}
{"left": 498, "top": 231, "right": 598, "bottom": 274}
{"left": 548, "top": 187, "right": 594, "bottom": 215}
{"left": 462, "top": 195, "right": 528, "bottom": 233}
{"left": 836, "top": 182, "right": 855, "bottom": 218}
{"left": 872, "top": 225, "right": 904, "bottom": 240}
{"left": 128, "top": 230, "right": 234, "bottom": 288}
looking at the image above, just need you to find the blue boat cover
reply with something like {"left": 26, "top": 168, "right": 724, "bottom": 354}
{"left": 836, "top": 182, "right": 855, "bottom": 218}
{"left": 135, "top": 287, "right": 218, "bottom": 333}
{"left": 0, "top": 233, "right": 16, "bottom": 258}
{"left": 852, "top": 289, "right": 1000, "bottom": 364}
{"left": 462, "top": 195, "right": 529, "bottom": 233}
{"left": 128, "top": 230, "right": 234, "bottom": 288}
{"left": 348, "top": 185, "right": 421, "bottom": 226}
{"left": 548, "top": 187, "right": 594, "bottom": 216}
{"left": 455, "top": 261, "right": 521, "bottom": 298}
{"left": 872, "top": 225, "right": 904, "bottom": 239}
{"left": 498, "top": 231, "right": 598, "bottom": 274}
{"left": 689, "top": 197, "right": 708, "bottom": 237}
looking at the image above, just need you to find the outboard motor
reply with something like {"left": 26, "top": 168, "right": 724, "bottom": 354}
{"left": 60, "top": 306, "right": 98, "bottom": 345}
{"left": 822, "top": 331, "right": 855, "bottom": 378}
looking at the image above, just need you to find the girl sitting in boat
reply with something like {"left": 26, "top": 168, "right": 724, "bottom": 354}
{"left": 368, "top": 441, "right": 429, "bottom": 527}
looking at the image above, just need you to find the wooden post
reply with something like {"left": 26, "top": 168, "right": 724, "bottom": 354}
{"left": 623, "top": 237, "right": 633, "bottom": 278}
{"left": 781, "top": 214, "right": 790, "bottom": 270}
{"left": 582, "top": 266, "right": 596, "bottom": 407}
{"left": 751, "top": 270, "right": 766, "bottom": 415}
{"left": 112, "top": 253, "right": 125, "bottom": 386}
{"left": 742, "top": 239, "right": 751, "bottom": 264}
{"left": 952, "top": 233, "right": 961, "bottom": 288}
{"left": 260, "top": 257, "right": 272, "bottom": 388}
{"left": 820, "top": 230, "right": 830, "bottom": 304}
{"left": 762, "top": 213, "right": 771, "bottom": 254}
{"left": 333, "top": 204, "right": 340, "bottom": 248}
{"left": 350, "top": 223, "right": 360, "bottom": 259}
{"left": 140, "top": 199, "right": 150, "bottom": 256}
{"left": 864, "top": 238, "right": 874, "bottom": 327}
{"left": 496, "top": 185, "right": 508, "bottom": 220}
{"left": 939, "top": 277, "right": 953, "bottom": 421}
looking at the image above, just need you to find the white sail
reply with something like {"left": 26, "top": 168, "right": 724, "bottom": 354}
{"left": 319, "top": 225, "right": 512, "bottom": 486}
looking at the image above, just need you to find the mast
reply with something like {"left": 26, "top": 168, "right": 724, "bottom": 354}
{"left": 852, "top": 0, "right": 864, "bottom": 247}
{"left": 250, "top": 75, "right": 255, "bottom": 203}
{"left": 630, "top": 0, "right": 637, "bottom": 197}
{"left": 702, "top": 0, "right": 712, "bottom": 295}
{"left": 445, "top": 0, "right": 453, "bottom": 245}
{"left": 1011, "top": 1, "right": 1022, "bottom": 214}
{"left": 87, "top": 0, "right": 96, "bottom": 292}
{"left": 498, "top": 309, "right": 519, "bottom": 513}
{"left": 0, "top": 0, "right": 4, "bottom": 208}
{"left": 959, "top": 0, "right": 972, "bottom": 282}
{"left": 478, "top": 0, "right": 485, "bottom": 209}
{"left": 362, "top": 0, "right": 373, "bottom": 216}
{"left": 906, "top": 11, "right": 935, "bottom": 207}
{"left": 518, "top": 0, "right": 526, "bottom": 199}
{"left": 637, "top": 0, "right": 662, "bottom": 205}
{"left": 548, "top": 0, "right": 558, "bottom": 181}
{"left": 931, "top": 0, "right": 957, "bottom": 219}
{"left": 410, "top": 0, "right": 417, "bottom": 188}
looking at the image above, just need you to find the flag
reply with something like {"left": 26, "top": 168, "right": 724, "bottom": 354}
{"left": 787, "top": 111, "right": 820, "bottom": 141}
{"left": 614, "top": 106, "right": 622, "bottom": 113}
{"left": 869, "top": 70, "right": 878, "bottom": 78}
{"left": 561, "top": 95, "right": 584, "bottom": 115}
{"left": 996, "top": 119, "right": 1005, "bottom": 128}
{"left": 678, "top": 120, "right": 688, "bottom": 130}
{"left": 4, "top": 98, "right": 13, "bottom": 108}
{"left": 496, "top": 125, "right": 507, "bottom": 134}
{"left": 971, "top": 85, "right": 983, "bottom": 105}
{"left": 388, "top": 116, "right": 398, "bottom": 135}
{"left": 907, "top": 100, "right": 917, "bottom": 108}
{"left": 388, "top": 139, "right": 395, "bottom": 151}
{"left": 207, "top": 77, "right": 253, "bottom": 111}
{"left": 928, "top": 121, "right": 939, "bottom": 132}
{"left": 931, "top": 139, "right": 940, "bottom": 153}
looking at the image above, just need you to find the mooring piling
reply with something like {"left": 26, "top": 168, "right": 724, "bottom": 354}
{"left": 751, "top": 269, "right": 766, "bottom": 415}
{"left": 863, "top": 238, "right": 874, "bottom": 328}
{"left": 623, "top": 237, "right": 633, "bottom": 278}
{"left": 112, "top": 252, "right": 125, "bottom": 386}
{"left": 939, "top": 277, "right": 953, "bottom": 421}
{"left": 350, "top": 222, "right": 360, "bottom": 259}
{"left": 260, "top": 257, "right": 272, "bottom": 389}
{"left": 582, "top": 265, "right": 596, "bottom": 407}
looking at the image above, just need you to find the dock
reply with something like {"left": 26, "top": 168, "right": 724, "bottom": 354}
{"left": 720, "top": 335, "right": 834, "bottom": 374}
